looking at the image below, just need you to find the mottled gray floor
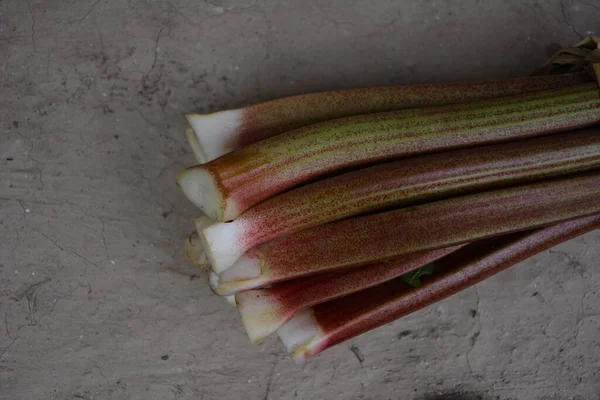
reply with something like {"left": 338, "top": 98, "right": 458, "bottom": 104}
{"left": 1, "top": 1, "right": 599, "bottom": 399}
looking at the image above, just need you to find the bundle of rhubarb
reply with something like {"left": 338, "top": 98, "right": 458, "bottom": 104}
{"left": 178, "top": 37, "right": 600, "bottom": 361}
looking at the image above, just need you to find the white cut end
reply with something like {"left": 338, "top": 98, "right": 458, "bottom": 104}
{"left": 208, "top": 271, "right": 220, "bottom": 292}
{"left": 201, "top": 221, "right": 246, "bottom": 274}
{"left": 219, "top": 254, "right": 261, "bottom": 282}
{"left": 216, "top": 276, "right": 270, "bottom": 296}
{"left": 225, "top": 295, "right": 237, "bottom": 307}
{"left": 277, "top": 309, "right": 320, "bottom": 361}
{"left": 184, "top": 231, "right": 209, "bottom": 268}
{"left": 185, "top": 126, "right": 209, "bottom": 164}
{"left": 195, "top": 216, "right": 215, "bottom": 268}
{"left": 197, "top": 252, "right": 209, "bottom": 267}
{"left": 209, "top": 272, "right": 237, "bottom": 307}
{"left": 215, "top": 254, "right": 265, "bottom": 295}
{"left": 236, "top": 290, "right": 284, "bottom": 344}
{"left": 186, "top": 109, "right": 243, "bottom": 162}
{"left": 194, "top": 215, "right": 214, "bottom": 234}
{"left": 176, "top": 167, "right": 227, "bottom": 221}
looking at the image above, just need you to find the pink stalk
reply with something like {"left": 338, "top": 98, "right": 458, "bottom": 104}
{"left": 235, "top": 245, "right": 465, "bottom": 343}
{"left": 215, "top": 172, "right": 600, "bottom": 295}
{"left": 185, "top": 73, "right": 591, "bottom": 162}
{"left": 278, "top": 214, "right": 600, "bottom": 361}
{"left": 177, "top": 83, "right": 600, "bottom": 222}
{"left": 202, "top": 129, "right": 600, "bottom": 273}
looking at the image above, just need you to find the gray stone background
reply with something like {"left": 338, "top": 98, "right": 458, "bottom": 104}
{"left": 1, "top": 1, "right": 599, "bottom": 399}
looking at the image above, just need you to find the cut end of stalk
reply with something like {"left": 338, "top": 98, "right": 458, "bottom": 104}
{"left": 201, "top": 221, "right": 246, "bottom": 274}
{"left": 215, "top": 254, "right": 264, "bottom": 295}
{"left": 219, "top": 253, "right": 262, "bottom": 281}
{"left": 225, "top": 295, "right": 237, "bottom": 307}
{"left": 236, "top": 289, "right": 285, "bottom": 344}
{"left": 176, "top": 167, "right": 229, "bottom": 221}
{"left": 186, "top": 110, "right": 243, "bottom": 162}
{"left": 184, "top": 231, "right": 210, "bottom": 268}
{"left": 185, "top": 126, "right": 209, "bottom": 164}
{"left": 209, "top": 273, "right": 237, "bottom": 307}
{"left": 194, "top": 215, "right": 214, "bottom": 235}
{"left": 194, "top": 215, "right": 214, "bottom": 268}
{"left": 277, "top": 309, "right": 321, "bottom": 362}
{"left": 208, "top": 271, "right": 220, "bottom": 292}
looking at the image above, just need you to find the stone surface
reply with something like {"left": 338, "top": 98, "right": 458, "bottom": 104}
{"left": 1, "top": 1, "right": 599, "bottom": 399}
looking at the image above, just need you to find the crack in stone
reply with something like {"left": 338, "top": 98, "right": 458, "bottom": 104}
{"left": 26, "top": 1, "right": 37, "bottom": 52}
{"left": 71, "top": 0, "right": 102, "bottom": 23}
{"left": 13, "top": 278, "right": 51, "bottom": 327}
{"left": 579, "top": 0, "right": 600, "bottom": 10}
{"left": 4, "top": 312, "right": 12, "bottom": 340}
{"left": 0, "top": 337, "right": 18, "bottom": 361}
{"left": 466, "top": 287, "right": 482, "bottom": 380}
{"left": 31, "top": 228, "right": 104, "bottom": 271}
{"left": 148, "top": 21, "right": 168, "bottom": 75}
{"left": 100, "top": 217, "right": 110, "bottom": 262}
{"left": 560, "top": 1, "right": 584, "bottom": 38}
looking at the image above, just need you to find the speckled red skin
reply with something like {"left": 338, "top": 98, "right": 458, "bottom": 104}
{"left": 237, "top": 245, "right": 464, "bottom": 329}
{"left": 249, "top": 172, "right": 600, "bottom": 284}
{"left": 235, "top": 72, "right": 592, "bottom": 148}
{"left": 305, "top": 214, "right": 600, "bottom": 357}
{"left": 232, "top": 128, "right": 600, "bottom": 253}
{"left": 200, "top": 83, "right": 600, "bottom": 220}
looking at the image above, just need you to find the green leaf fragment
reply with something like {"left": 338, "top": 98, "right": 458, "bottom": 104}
{"left": 401, "top": 264, "right": 435, "bottom": 288}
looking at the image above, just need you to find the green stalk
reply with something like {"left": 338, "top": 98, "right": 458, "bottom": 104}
{"left": 177, "top": 83, "right": 600, "bottom": 221}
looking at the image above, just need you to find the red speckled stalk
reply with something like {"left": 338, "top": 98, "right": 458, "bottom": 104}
{"left": 215, "top": 172, "right": 600, "bottom": 295}
{"left": 278, "top": 214, "right": 600, "bottom": 361}
{"left": 202, "top": 128, "right": 600, "bottom": 272}
{"left": 178, "top": 83, "right": 600, "bottom": 221}
{"left": 235, "top": 245, "right": 464, "bottom": 343}
{"left": 185, "top": 72, "right": 592, "bottom": 162}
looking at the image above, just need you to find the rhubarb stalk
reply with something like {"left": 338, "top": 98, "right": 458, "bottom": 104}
{"left": 185, "top": 73, "right": 592, "bottom": 162}
{"left": 202, "top": 129, "right": 600, "bottom": 272}
{"left": 215, "top": 172, "right": 600, "bottom": 295}
{"left": 185, "top": 126, "right": 208, "bottom": 164}
{"left": 235, "top": 245, "right": 465, "bottom": 343}
{"left": 177, "top": 83, "right": 600, "bottom": 221}
{"left": 184, "top": 216, "right": 214, "bottom": 268}
{"left": 184, "top": 231, "right": 208, "bottom": 268}
{"left": 278, "top": 214, "right": 600, "bottom": 361}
